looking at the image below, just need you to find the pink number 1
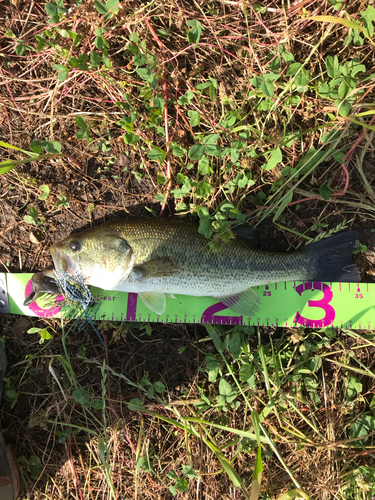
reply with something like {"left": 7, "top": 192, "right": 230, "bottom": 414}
{"left": 293, "top": 282, "right": 335, "bottom": 328}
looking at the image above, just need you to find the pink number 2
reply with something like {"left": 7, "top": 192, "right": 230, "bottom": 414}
{"left": 293, "top": 282, "right": 335, "bottom": 328}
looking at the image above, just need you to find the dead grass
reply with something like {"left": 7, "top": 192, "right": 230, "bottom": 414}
{"left": 1, "top": 0, "right": 375, "bottom": 498}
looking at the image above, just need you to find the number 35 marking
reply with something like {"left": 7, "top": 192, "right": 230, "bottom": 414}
{"left": 294, "top": 282, "right": 335, "bottom": 328}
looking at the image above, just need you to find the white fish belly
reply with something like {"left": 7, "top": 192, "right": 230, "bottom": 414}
{"left": 112, "top": 269, "right": 297, "bottom": 297}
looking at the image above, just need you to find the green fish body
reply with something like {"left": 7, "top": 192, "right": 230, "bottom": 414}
{"left": 49, "top": 218, "right": 359, "bottom": 316}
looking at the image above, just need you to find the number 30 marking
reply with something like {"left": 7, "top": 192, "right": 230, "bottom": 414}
{"left": 294, "top": 282, "right": 335, "bottom": 328}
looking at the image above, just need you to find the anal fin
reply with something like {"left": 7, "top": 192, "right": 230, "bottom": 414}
{"left": 140, "top": 291, "right": 167, "bottom": 315}
{"left": 214, "top": 287, "right": 261, "bottom": 317}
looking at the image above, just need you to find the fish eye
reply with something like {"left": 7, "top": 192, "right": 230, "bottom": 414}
{"left": 70, "top": 240, "right": 82, "bottom": 252}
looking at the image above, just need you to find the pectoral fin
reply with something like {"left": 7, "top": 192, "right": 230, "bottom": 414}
{"left": 140, "top": 291, "right": 167, "bottom": 315}
{"left": 214, "top": 287, "right": 261, "bottom": 317}
{"left": 132, "top": 257, "right": 178, "bottom": 280}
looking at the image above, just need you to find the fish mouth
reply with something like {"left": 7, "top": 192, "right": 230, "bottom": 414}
{"left": 50, "top": 245, "right": 78, "bottom": 275}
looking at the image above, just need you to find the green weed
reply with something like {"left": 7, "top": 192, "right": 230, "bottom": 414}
{"left": 1, "top": 0, "right": 375, "bottom": 498}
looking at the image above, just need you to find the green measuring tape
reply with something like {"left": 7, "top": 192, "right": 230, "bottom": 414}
{"left": 0, "top": 273, "right": 373, "bottom": 329}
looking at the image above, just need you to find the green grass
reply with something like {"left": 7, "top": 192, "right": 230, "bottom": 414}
{"left": 1, "top": 0, "right": 375, "bottom": 498}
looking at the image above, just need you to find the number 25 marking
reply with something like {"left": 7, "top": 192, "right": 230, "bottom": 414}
{"left": 294, "top": 282, "right": 335, "bottom": 328}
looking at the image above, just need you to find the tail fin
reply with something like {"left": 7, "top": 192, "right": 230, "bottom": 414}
{"left": 303, "top": 231, "right": 360, "bottom": 283}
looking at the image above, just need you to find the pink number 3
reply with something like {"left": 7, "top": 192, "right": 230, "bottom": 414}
{"left": 293, "top": 282, "right": 335, "bottom": 328}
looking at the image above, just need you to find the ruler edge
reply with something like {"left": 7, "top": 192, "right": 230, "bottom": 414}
{"left": 0, "top": 273, "right": 10, "bottom": 315}
{"left": 2, "top": 273, "right": 375, "bottom": 330}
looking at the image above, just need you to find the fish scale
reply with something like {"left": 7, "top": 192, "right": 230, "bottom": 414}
{"left": 42, "top": 219, "right": 359, "bottom": 316}
{"left": 53, "top": 219, "right": 343, "bottom": 290}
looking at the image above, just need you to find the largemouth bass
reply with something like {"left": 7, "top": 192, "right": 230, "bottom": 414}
{"left": 47, "top": 218, "right": 359, "bottom": 316}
